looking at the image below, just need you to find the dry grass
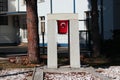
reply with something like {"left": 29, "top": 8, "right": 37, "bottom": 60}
{"left": 0, "top": 60, "right": 35, "bottom": 69}
{"left": 0, "top": 54, "right": 120, "bottom": 69}
{"left": 0, "top": 56, "right": 41, "bottom": 69}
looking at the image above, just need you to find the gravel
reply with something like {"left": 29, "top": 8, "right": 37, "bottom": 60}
{"left": 96, "top": 66, "right": 120, "bottom": 80}
{"left": 0, "top": 68, "right": 33, "bottom": 80}
{"left": 0, "top": 66, "right": 120, "bottom": 80}
{"left": 44, "top": 72, "right": 101, "bottom": 80}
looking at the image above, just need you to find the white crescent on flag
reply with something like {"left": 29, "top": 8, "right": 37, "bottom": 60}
{"left": 60, "top": 22, "right": 66, "bottom": 28}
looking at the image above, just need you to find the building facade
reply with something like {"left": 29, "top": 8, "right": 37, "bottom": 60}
{"left": 0, "top": 0, "right": 119, "bottom": 47}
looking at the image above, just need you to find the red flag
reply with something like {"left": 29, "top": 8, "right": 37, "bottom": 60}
{"left": 57, "top": 20, "right": 69, "bottom": 34}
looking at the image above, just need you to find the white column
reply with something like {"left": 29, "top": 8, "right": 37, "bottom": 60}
{"left": 47, "top": 20, "right": 58, "bottom": 68}
{"left": 70, "top": 20, "right": 80, "bottom": 68}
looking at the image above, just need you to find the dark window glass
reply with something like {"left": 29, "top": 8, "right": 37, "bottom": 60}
{"left": 0, "top": 0, "right": 8, "bottom": 12}
{"left": 0, "top": 0, "right": 8, "bottom": 25}
{"left": 0, "top": 16, "right": 8, "bottom": 25}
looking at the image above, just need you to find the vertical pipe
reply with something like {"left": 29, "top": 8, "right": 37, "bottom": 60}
{"left": 18, "top": 0, "right": 19, "bottom": 12}
{"left": 68, "top": 20, "right": 70, "bottom": 65}
{"left": 42, "top": 32, "right": 45, "bottom": 54}
{"left": 50, "top": 0, "right": 53, "bottom": 14}
{"left": 41, "top": 17, "right": 45, "bottom": 54}
{"left": 73, "top": 0, "right": 76, "bottom": 13}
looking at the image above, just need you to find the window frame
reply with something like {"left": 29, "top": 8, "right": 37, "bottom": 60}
{"left": 0, "top": 0, "right": 8, "bottom": 12}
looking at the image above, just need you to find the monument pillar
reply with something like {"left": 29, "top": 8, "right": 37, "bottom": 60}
{"left": 69, "top": 20, "right": 80, "bottom": 68}
{"left": 47, "top": 14, "right": 80, "bottom": 68}
{"left": 47, "top": 20, "right": 57, "bottom": 68}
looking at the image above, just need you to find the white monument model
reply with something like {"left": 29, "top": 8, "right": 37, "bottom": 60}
{"left": 47, "top": 13, "right": 80, "bottom": 68}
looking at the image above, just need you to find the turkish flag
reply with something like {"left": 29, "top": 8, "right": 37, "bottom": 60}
{"left": 57, "top": 20, "right": 69, "bottom": 34}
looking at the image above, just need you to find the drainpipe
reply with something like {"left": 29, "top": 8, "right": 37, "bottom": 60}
{"left": 18, "top": 0, "right": 19, "bottom": 12}
{"left": 50, "top": 0, "right": 53, "bottom": 14}
{"left": 73, "top": 0, "right": 76, "bottom": 13}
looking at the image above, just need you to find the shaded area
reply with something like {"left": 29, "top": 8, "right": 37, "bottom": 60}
{"left": 0, "top": 45, "right": 27, "bottom": 57}
{"left": 0, "top": 41, "right": 120, "bottom": 68}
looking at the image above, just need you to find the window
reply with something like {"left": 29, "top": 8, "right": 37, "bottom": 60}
{"left": 0, "top": 0, "right": 8, "bottom": 25}
{"left": 0, "top": 0, "right": 8, "bottom": 12}
{"left": 38, "top": 0, "right": 45, "bottom": 3}
{"left": 0, "top": 16, "right": 8, "bottom": 25}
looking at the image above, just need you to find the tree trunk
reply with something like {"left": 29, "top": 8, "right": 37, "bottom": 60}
{"left": 91, "top": 0, "right": 101, "bottom": 57}
{"left": 25, "top": 0, "right": 40, "bottom": 63}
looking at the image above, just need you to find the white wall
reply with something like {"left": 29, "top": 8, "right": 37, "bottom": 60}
{"left": 19, "top": 0, "right": 26, "bottom": 11}
{"left": 37, "top": 0, "right": 90, "bottom": 30}
{"left": 76, "top": 0, "right": 90, "bottom": 30}
{"left": 52, "top": 0, "right": 73, "bottom": 13}
{"left": 8, "top": 0, "right": 16, "bottom": 12}
{"left": 37, "top": 0, "right": 50, "bottom": 16}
